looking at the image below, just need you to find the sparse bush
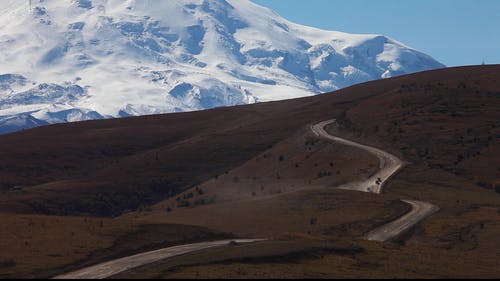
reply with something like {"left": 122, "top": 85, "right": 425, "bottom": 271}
{"left": 207, "top": 195, "right": 217, "bottom": 204}
{"left": 477, "top": 181, "right": 492, "bottom": 189}
{"left": 279, "top": 155, "right": 284, "bottom": 162}
{"left": 317, "top": 171, "right": 330, "bottom": 178}
{"left": 177, "top": 200, "right": 190, "bottom": 208}
{"left": 495, "top": 184, "right": 500, "bottom": 194}
{"left": 196, "top": 188, "right": 204, "bottom": 195}
{"left": 310, "top": 217, "right": 317, "bottom": 225}
{"left": 305, "top": 138, "right": 319, "bottom": 146}
{"left": 193, "top": 199, "right": 206, "bottom": 206}
{"left": 137, "top": 205, "right": 152, "bottom": 212}
{"left": 0, "top": 259, "right": 16, "bottom": 268}
{"left": 183, "top": 192, "right": 194, "bottom": 199}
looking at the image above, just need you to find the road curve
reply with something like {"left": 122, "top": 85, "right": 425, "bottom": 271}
{"left": 311, "top": 120, "right": 403, "bottom": 194}
{"left": 53, "top": 239, "right": 264, "bottom": 279}
{"left": 54, "top": 119, "right": 437, "bottom": 279}
{"left": 311, "top": 119, "right": 438, "bottom": 241}
{"left": 365, "top": 200, "right": 439, "bottom": 242}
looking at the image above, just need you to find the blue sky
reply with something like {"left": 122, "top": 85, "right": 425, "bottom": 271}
{"left": 251, "top": 0, "right": 500, "bottom": 67}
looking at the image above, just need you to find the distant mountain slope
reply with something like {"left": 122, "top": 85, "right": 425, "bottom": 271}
{"left": 0, "top": 0, "right": 445, "bottom": 132}
{"left": 0, "top": 64, "right": 497, "bottom": 218}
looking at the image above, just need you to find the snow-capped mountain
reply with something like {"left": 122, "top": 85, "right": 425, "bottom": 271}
{"left": 0, "top": 0, "right": 445, "bottom": 133}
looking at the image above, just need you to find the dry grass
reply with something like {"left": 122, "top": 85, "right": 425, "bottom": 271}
{"left": 0, "top": 65, "right": 499, "bottom": 278}
{"left": 114, "top": 205, "right": 500, "bottom": 279}
{"left": 116, "top": 65, "right": 500, "bottom": 278}
{"left": 0, "top": 123, "right": 400, "bottom": 278}
{"left": 0, "top": 214, "right": 119, "bottom": 278}
{"left": 0, "top": 213, "right": 233, "bottom": 278}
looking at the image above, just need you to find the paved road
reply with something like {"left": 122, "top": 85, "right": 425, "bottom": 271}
{"left": 311, "top": 119, "right": 439, "bottom": 241}
{"left": 53, "top": 239, "right": 264, "bottom": 279}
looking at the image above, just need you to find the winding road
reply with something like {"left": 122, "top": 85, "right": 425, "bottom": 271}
{"left": 312, "top": 120, "right": 439, "bottom": 242}
{"left": 365, "top": 200, "right": 439, "bottom": 241}
{"left": 312, "top": 120, "right": 403, "bottom": 194}
{"left": 53, "top": 239, "right": 265, "bottom": 279}
{"left": 54, "top": 119, "right": 438, "bottom": 279}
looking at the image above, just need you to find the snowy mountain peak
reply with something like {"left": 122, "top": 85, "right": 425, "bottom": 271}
{"left": 0, "top": 0, "right": 445, "bottom": 133}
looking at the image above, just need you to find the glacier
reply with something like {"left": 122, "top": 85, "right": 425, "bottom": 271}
{"left": 0, "top": 0, "right": 445, "bottom": 133}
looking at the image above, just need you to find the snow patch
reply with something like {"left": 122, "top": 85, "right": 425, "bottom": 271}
{"left": 0, "top": 0, "right": 445, "bottom": 133}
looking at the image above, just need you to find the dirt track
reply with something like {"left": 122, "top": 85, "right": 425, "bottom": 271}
{"left": 312, "top": 120, "right": 439, "bottom": 242}
{"left": 53, "top": 239, "right": 264, "bottom": 279}
{"left": 54, "top": 119, "right": 440, "bottom": 279}
{"left": 365, "top": 200, "right": 439, "bottom": 242}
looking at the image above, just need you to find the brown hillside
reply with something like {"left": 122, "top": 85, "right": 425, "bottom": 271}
{"left": 0, "top": 65, "right": 498, "bottom": 217}
{"left": 0, "top": 65, "right": 499, "bottom": 278}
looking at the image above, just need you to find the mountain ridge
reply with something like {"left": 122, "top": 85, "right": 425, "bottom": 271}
{"left": 0, "top": 0, "right": 445, "bottom": 133}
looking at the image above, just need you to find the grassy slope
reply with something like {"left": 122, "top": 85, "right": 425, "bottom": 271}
{"left": 0, "top": 65, "right": 499, "bottom": 278}
{"left": 117, "top": 65, "right": 500, "bottom": 278}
